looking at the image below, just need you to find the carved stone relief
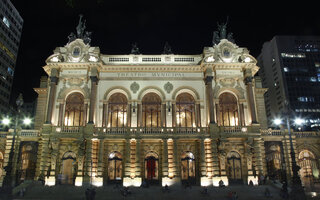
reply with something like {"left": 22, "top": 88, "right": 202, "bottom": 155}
{"left": 164, "top": 82, "right": 173, "bottom": 94}
{"left": 130, "top": 82, "right": 140, "bottom": 94}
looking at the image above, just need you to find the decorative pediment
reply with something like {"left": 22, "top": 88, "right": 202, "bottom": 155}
{"left": 45, "top": 39, "right": 100, "bottom": 64}
{"left": 203, "top": 39, "right": 257, "bottom": 65}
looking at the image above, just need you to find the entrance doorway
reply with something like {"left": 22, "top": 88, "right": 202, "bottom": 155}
{"left": 144, "top": 152, "right": 159, "bottom": 184}
{"left": 60, "top": 151, "right": 76, "bottom": 185}
{"left": 108, "top": 151, "right": 123, "bottom": 182}
{"left": 181, "top": 151, "right": 196, "bottom": 184}
{"left": 227, "top": 151, "right": 242, "bottom": 184}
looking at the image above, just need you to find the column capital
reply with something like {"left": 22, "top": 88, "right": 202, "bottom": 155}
{"left": 50, "top": 76, "right": 59, "bottom": 84}
{"left": 90, "top": 76, "right": 99, "bottom": 83}
{"left": 244, "top": 76, "right": 253, "bottom": 85}
{"left": 204, "top": 76, "right": 213, "bottom": 84}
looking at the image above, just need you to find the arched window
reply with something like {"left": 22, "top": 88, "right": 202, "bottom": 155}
{"left": 142, "top": 93, "right": 161, "bottom": 127}
{"left": 107, "top": 93, "right": 128, "bottom": 127}
{"left": 219, "top": 93, "right": 239, "bottom": 126}
{"left": 64, "top": 92, "right": 85, "bottom": 126}
{"left": 298, "top": 150, "right": 319, "bottom": 186}
{"left": 108, "top": 151, "right": 123, "bottom": 181}
{"left": 176, "top": 93, "right": 196, "bottom": 127}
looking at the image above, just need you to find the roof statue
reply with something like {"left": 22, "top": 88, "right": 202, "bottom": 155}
{"left": 163, "top": 42, "right": 173, "bottom": 54}
{"left": 68, "top": 14, "right": 92, "bottom": 45}
{"left": 131, "top": 42, "right": 140, "bottom": 54}
{"left": 212, "top": 17, "right": 235, "bottom": 45}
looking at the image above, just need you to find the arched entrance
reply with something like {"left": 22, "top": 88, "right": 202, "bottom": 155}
{"left": 227, "top": 151, "right": 242, "bottom": 184}
{"left": 17, "top": 142, "right": 38, "bottom": 184}
{"left": 265, "top": 142, "right": 285, "bottom": 182}
{"left": 298, "top": 150, "right": 319, "bottom": 187}
{"left": 181, "top": 151, "right": 196, "bottom": 184}
{"left": 108, "top": 151, "right": 123, "bottom": 182}
{"left": 144, "top": 151, "right": 159, "bottom": 184}
{"left": 60, "top": 151, "right": 76, "bottom": 185}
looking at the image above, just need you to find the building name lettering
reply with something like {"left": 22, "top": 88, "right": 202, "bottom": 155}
{"left": 117, "top": 72, "right": 185, "bottom": 78}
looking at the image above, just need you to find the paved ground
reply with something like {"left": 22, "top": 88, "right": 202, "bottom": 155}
{"left": 1, "top": 183, "right": 319, "bottom": 200}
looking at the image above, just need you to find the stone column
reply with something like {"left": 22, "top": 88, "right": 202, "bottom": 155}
{"left": 98, "top": 140, "right": 104, "bottom": 178}
{"left": 204, "top": 76, "right": 215, "bottom": 124}
{"left": 172, "top": 103, "right": 176, "bottom": 127}
{"left": 58, "top": 103, "right": 64, "bottom": 126}
{"left": 200, "top": 138, "right": 206, "bottom": 177}
{"left": 173, "top": 139, "right": 179, "bottom": 177}
{"left": 83, "top": 103, "right": 88, "bottom": 125}
{"left": 162, "top": 138, "right": 169, "bottom": 177}
{"left": 127, "top": 103, "right": 131, "bottom": 127}
{"left": 83, "top": 139, "right": 92, "bottom": 185}
{"left": 244, "top": 73, "right": 257, "bottom": 124}
{"left": 196, "top": 102, "right": 201, "bottom": 127}
{"left": 211, "top": 139, "right": 220, "bottom": 177}
{"left": 135, "top": 139, "right": 141, "bottom": 177}
{"left": 88, "top": 76, "right": 98, "bottom": 124}
{"left": 161, "top": 103, "right": 166, "bottom": 127}
{"left": 124, "top": 139, "right": 131, "bottom": 177}
{"left": 240, "top": 103, "right": 245, "bottom": 126}
{"left": 45, "top": 76, "right": 58, "bottom": 124}
{"left": 137, "top": 103, "right": 142, "bottom": 127}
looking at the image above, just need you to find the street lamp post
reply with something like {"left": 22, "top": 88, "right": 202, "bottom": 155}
{"left": 274, "top": 103, "right": 306, "bottom": 200}
{"left": 1, "top": 93, "right": 27, "bottom": 195}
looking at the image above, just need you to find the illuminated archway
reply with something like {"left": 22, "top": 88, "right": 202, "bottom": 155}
{"left": 108, "top": 151, "right": 123, "bottom": 181}
{"left": 176, "top": 93, "right": 196, "bottom": 127}
{"left": 107, "top": 93, "right": 128, "bottom": 127}
{"left": 142, "top": 93, "right": 162, "bottom": 127}
{"left": 219, "top": 93, "right": 239, "bottom": 126}
{"left": 144, "top": 151, "right": 159, "bottom": 182}
{"left": 64, "top": 92, "right": 85, "bottom": 126}
{"left": 298, "top": 150, "right": 319, "bottom": 186}
{"left": 181, "top": 151, "right": 196, "bottom": 184}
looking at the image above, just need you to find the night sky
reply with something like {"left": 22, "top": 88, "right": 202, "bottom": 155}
{"left": 9, "top": 0, "right": 320, "bottom": 103}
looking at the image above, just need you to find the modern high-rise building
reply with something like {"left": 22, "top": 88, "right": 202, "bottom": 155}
{"left": 0, "top": 0, "right": 23, "bottom": 113}
{"left": 258, "top": 36, "right": 320, "bottom": 130}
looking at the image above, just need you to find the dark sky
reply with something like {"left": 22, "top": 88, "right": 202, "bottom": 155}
{"left": 9, "top": 0, "right": 320, "bottom": 103}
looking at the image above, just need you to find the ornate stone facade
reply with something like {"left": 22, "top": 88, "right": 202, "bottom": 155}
{"left": 0, "top": 36, "right": 319, "bottom": 188}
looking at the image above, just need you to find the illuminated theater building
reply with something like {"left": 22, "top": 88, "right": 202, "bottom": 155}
{"left": 0, "top": 21, "right": 319, "bottom": 188}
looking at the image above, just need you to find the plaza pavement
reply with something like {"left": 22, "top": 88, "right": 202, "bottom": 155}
{"left": 0, "top": 183, "right": 317, "bottom": 200}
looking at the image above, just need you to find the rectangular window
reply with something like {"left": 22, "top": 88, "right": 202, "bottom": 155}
{"left": 2, "top": 16, "right": 10, "bottom": 28}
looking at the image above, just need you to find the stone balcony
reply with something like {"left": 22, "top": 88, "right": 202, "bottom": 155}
{"left": 2, "top": 126, "right": 319, "bottom": 139}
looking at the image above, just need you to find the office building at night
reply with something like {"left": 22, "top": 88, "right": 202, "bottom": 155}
{"left": 0, "top": 0, "right": 23, "bottom": 113}
{"left": 258, "top": 36, "right": 320, "bottom": 130}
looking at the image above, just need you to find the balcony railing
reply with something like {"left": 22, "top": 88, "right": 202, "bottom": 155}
{"left": 54, "top": 126, "right": 83, "bottom": 133}
{"left": 95, "top": 127, "right": 207, "bottom": 135}
{"left": 260, "top": 129, "right": 283, "bottom": 136}
{"left": 20, "top": 130, "right": 40, "bottom": 137}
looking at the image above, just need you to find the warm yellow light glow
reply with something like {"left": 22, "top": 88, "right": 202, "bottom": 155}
{"left": 200, "top": 177, "right": 212, "bottom": 186}
{"left": 45, "top": 176, "right": 56, "bottom": 186}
